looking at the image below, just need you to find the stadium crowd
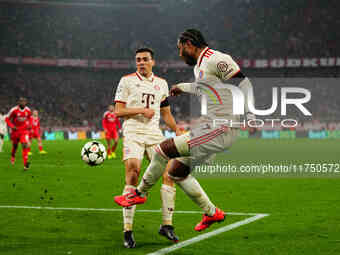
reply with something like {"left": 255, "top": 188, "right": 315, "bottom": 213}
{"left": 0, "top": 0, "right": 339, "bottom": 60}
{"left": 0, "top": 66, "right": 195, "bottom": 129}
{"left": 0, "top": 0, "right": 340, "bottom": 130}
{"left": 1, "top": 65, "right": 340, "bottom": 130}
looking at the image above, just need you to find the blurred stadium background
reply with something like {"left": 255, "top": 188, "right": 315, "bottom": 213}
{"left": 1, "top": 1, "right": 340, "bottom": 255}
{"left": 0, "top": 0, "right": 340, "bottom": 141}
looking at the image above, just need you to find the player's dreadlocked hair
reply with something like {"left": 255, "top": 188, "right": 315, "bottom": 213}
{"left": 178, "top": 29, "right": 208, "bottom": 48}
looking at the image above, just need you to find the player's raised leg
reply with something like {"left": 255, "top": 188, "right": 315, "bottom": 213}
{"left": 141, "top": 133, "right": 190, "bottom": 193}
{"left": 115, "top": 133, "right": 225, "bottom": 231}
{"left": 114, "top": 134, "right": 189, "bottom": 206}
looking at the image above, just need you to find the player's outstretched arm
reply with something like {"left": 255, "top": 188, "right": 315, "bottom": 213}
{"left": 170, "top": 83, "right": 194, "bottom": 96}
{"left": 160, "top": 106, "right": 181, "bottom": 135}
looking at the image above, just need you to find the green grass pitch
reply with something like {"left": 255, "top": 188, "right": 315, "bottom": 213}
{"left": 0, "top": 138, "right": 339, "bottom": 255}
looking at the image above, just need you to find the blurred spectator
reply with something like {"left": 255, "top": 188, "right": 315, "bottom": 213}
{"left": 0, "top": 0, "right": 339, "bottom": 60}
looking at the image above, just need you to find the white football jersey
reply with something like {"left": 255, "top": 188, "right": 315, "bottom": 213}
{"left": 0, "top": 114, "right": 7, "bottom": 134}
{"left": 179, "top": 47, "right": 254, "bottom": 126}
{"left": 114, "top": 72, "right": 169, "bottom": 140}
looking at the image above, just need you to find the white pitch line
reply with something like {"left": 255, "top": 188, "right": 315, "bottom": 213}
{"left": 0, "top": 205, "right": 263, "bottom": 216}
{"left": 147, "top": 213, "right": 269, "bottom": 255}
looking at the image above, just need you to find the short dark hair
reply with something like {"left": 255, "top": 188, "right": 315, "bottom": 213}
{"left": 178, "top": 29, "right": 208, "bottom": 48}
{"left": 135, "top": 47, "right": 154, "bottom": 59}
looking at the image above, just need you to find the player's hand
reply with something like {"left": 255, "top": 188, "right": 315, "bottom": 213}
{"left": 170, "top": 85, "right": 183, "bottom": 97}
{"left": 143, "top": 108, "right": 155, "bottom": 119}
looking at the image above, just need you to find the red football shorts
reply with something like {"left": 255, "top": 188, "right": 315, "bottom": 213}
{"left": 105, "top": 129, "right": 118, "bottom": 140}
{"left": 11, "top": 130, "right": 30, "bottom": 144}
{"left": 30, "top": 131, "right": 41, "bottom": 139}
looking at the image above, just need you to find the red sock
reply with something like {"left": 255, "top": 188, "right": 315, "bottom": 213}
{"left": 23, "top": 148, "right": 29, "bottom": 165}
{"left": 11, "top": 144, "right": 18, "bottom": 157}
{"left": 107, "top": 148, "right": 111, "bottom": 155}
{"left": 39, "top": 145, "right": 43, "bottom": 151}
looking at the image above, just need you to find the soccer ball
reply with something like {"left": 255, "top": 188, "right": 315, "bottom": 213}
{"left": 81, "top": 141, "right": 107, "bottom": 166}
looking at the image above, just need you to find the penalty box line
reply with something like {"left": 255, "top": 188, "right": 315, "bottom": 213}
{"left": 0, "top": 205, "right": 270, "bottom": 255}
{"left": 147, "top": 213, "right": 270, "bottom": 255}
{"left": 0, "top": 205, "right": 265, "bottom": 216}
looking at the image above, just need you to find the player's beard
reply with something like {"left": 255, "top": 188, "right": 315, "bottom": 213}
{"left": 182, "top": 50, "right": 197, "bottom": 66}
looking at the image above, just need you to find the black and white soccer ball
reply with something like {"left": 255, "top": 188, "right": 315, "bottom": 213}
{"left": 81, "top": 141, "right": 107, "bottom": 166}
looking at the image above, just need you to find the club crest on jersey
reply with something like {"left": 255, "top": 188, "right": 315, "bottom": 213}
{"left": 199, "top": 70, "right": 204, "bottom": 79}
{"left": 217, "top": 61, "right": 229, "bottom": 72}
{"left": 154, "top": 85, "right": 160, "bottom": 90}
{"left": 217, "top": 61, "right": 233, "bottom": 79}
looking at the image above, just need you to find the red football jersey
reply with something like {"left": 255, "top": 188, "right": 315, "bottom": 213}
{"left": 102, "top": 111, "right": 121, "bottom": 131}
{"left": 5, "top": 106, "right": 32, "bottom": 131}
{"left": 31, "top": 116, "right": 40, "bottom": 133}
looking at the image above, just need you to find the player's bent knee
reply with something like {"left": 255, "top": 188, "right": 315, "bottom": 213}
{"left": 167, "top": 160, "right": 190, "bottom": 182}
{"left": 158, "top": 138, "right": 181, "bottom": 159}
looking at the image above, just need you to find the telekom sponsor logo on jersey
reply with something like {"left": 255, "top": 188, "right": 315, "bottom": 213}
{"left": 200, "top": 84, "right": 312, "bottom": 128}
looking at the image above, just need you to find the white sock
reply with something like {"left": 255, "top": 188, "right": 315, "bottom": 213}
{"left": 137, "top": 152, "right": 168, "bottom": 194}
{"left": 161, "top": 184, "right": 176, "bottom": 225}
{"left": 123, "top": 185, "right": 136, "bottom": 231}
{"left": 0, "top": 138, "right": 3, "bottom": 152}
{"left": 176, "top": 175, "right": 216, "bottom": 216}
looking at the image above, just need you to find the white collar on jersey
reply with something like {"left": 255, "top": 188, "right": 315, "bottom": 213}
{"left": 136, "top": 71, "right": 154, "bottom": 82}
{"left": 17, "top": 106, "right": 27, "bottom": 112}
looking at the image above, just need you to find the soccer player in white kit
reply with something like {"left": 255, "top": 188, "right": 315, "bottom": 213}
{"left": 115, "top": 29, "right": 255, "bottom": 232}
{"left": 0, "top": 111, "right": 7, "bottom": 152}
{"left": 114, "top": 48, "right": 181, "bottom": 247}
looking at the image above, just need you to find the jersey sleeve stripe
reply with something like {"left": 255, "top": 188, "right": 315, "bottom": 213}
{"left": 198, "top": 47, "right": 210, "bottom": 67}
